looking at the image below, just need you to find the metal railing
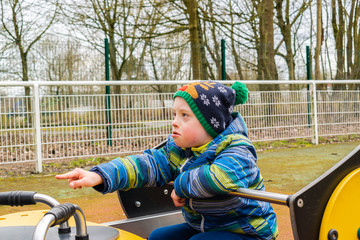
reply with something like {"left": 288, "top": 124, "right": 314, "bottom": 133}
{"left": 0, "top": 80, "right": 359, "bottom": 172}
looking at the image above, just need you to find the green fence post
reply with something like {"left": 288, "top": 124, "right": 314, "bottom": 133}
{"left": 105, "top": 38, "right": 112, "bottom": 146}
{"left": 306, "top": 46, "right": 311, "bottom": 81}
{"left": 221, "top": 39, "right": 226, "bottom": 80}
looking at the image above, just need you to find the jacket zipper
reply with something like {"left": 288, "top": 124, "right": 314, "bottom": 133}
{"left": 180, "top": 153, "right": 204, "bottom": 232}
{"left": 189, "top": 198, "right": 205, "bottom": 232}
{"left": 179, "top": 157, "right": 190, "bottom": 173}
{"left": 200, "top": 215, "right": 205, "bottom": 232}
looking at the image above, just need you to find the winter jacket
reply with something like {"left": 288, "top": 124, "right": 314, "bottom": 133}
{"left": 90, "top": 113, "right": 278, "bottom": 240}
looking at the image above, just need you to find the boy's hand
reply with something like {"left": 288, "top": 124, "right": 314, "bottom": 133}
{"left": 55, "top": 168, "right": 103, "bottom": 189}
{"left": 171, "top": 189, "right": 185, "bottom": 207}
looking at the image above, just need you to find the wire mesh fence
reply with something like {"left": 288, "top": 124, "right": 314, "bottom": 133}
{"left": 243, "top": 89, "right": 314, "bottom": 141}
{"left": 39, "top": 92, "right": 173, "bottom": 160}
{"left": 317, "top": 90, "right": 360, "bottom": 136}
{"left": 0, "top": 94, "right": 34, "bottom": 163}
{"left": 0, "top": 80, "right": 359, "bottom": 172}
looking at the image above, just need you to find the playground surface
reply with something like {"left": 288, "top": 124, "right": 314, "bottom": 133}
{"left": 0, "top": 141, "right": 359, "bottom": 240}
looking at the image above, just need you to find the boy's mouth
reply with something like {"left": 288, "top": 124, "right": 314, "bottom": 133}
{"left": 172, "top": 131, "right": 180, "bottom": 137}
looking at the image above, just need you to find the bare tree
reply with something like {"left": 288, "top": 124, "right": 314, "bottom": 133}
{"left": 0, "top": 0, "right": 58, "bottom": 116}
{"left": 191, "top": 0, "right": 259, "bottom": 81}
{"left": 61, "top": 0, "right": 124, "bottom": 84}
{"left": 353, "top": 0, "right": 360, "bottom": 82}
{"left": 227, "top": 0, "right": 246, "bottom": 80}
{"left": 331, "top": 0, "right": 360, "bottom": 84}
{"left": 255, "top": 0, "right": 278, "bottom": 83}
{"left": 181, "top": 0, "right": 207, "bottom": 80}
{"left": 314, "top": 0, "right": 323, "bottom": 80}
{"left": 61, "top": 0, "right": 172, "bottom": 86}
{"left": 0, "top": 0, "right": 58, "bottom": 82}
{"left": 275, "top": 0, "right": 311, "bottom": 81}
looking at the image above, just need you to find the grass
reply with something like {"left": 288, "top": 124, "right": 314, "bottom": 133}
{"left": 254, "top": 134, "right": 360, "bottom": 152}
{"left": 259, "top": 143, "right": 356, "bottom": 191}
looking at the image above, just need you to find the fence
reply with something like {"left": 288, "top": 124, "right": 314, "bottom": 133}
{"left": 0, "top": 80, "right": 359, "bottom": 172}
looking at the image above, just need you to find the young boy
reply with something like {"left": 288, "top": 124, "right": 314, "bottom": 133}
{"left": 56, "top": 81, "right": 278, "bottom": 240}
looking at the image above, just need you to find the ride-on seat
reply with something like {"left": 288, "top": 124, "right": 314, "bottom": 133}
{"left": 114, "top": 184, "right": 184, "bottom": 238}
{"left": 110, "top": 140, "right": 184, "bottom": 238}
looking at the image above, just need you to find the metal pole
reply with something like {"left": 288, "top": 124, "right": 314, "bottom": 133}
{"left": 234, "top": 188, "right": 290, "bottom": 206}
{"left": 33, "top": 83, "right": 42, "bottom": 173}
{"left": 221, "top": 39, "right": 226, "bottom": 80}
{"left": 105, "top": 38, "right": 112, "bottom": 146}
{"left": 312, "top": 82, "right": 319, "bottom": 144}
{"left": 306, "top": 46, "right": 311, "bottom": 81}
{"left": 167, "top": 182, "right": 290, "bottom": 206}
{"left": 33, "top": 193, "right": 70, "bottom": 231}
{"left": 306, "top": 46, "right": 311, "bottom": 129}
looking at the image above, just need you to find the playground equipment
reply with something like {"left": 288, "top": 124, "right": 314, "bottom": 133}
{"left": 116, "top": 144, "right": 360, "bottom": 240}
{"left": 0, "top": 144, "right": 359, "bottom": 239}
{"left": 0, "top": 191, "right": 142, "bottom": 240}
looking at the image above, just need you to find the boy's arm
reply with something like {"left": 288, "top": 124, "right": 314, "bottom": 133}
{"left": 173, "top": 146, "right": 261, "bottom": 199}
{"left": 90, "top": 145, "right": 174, "bottom": 194}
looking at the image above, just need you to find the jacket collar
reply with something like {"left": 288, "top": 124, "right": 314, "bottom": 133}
{"left": 213, "top": 112, "right": 249, "bottom": 143}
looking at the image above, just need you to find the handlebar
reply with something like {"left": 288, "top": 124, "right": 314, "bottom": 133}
{"left": 0, "top": 191, "right": 70, "bottom": 233}
{"left": 166, "top": 183, "right": 291, "bottom": 206}
{"left": 33, "top": 203, "right": 88, "bottom": 240}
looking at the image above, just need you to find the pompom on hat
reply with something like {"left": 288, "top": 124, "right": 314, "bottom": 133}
{"left": 173, "top": 81, "right": 248, "bottom": 138}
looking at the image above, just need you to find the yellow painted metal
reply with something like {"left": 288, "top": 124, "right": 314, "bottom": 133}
{"left": 319, "top": 168, "right": 360, "bottom": 240}
{"left": 0, "top": 210, "right": 144, "bottom": 240}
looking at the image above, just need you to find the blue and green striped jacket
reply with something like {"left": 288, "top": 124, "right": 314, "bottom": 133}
{"left": 91, "top": 113, "right": 278, "bottom": 240}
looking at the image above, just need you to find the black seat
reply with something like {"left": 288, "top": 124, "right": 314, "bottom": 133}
{"left": 117, "top": 184, "right": 178, "bottom": 218}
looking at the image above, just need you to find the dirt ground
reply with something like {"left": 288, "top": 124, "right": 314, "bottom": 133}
{"left": 0, "top": 141, "right": 359, "bottom": 240}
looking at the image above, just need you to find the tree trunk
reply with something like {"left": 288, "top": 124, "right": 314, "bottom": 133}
{"left": 183, "top": 0, "right": 206, "bottom": 80}
{"left": 275, "top": 0, "right": 308, "bottom": 81}
{"left": 18, "top": 46, "right": 32, "bottom": 123}
{"left": 331, "top": 0, "right": 345, "bottom": 82}
{"left": 350, "top": 0, "right": 360, "bottom": 89}
{"left": 256, "top": 0, "right": 278, "bottom": 127}
{"left": 354, "top": 9, "right": 360, "bottom": 81}
{"left": 314, "top": 0, "right": 323, "bottom": 81}
{"left": 257, "top": 0, "right": 278, "bottom": 86}
{"left": 346, "top": 0, "right": 355, "bottom": 80}
{"left": 229, "top": 2, "right": 244, "bottom": 80}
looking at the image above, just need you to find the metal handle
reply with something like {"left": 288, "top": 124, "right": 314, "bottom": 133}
{"left": 167, "top": 183, "right": 290, "bottom": 206}
{"left": 0, "top": 191, "right": 70, "bottom": 232}
{"left": 33, "top": 203, "right": 88, "bottom": 240}
{"left": 234, "top": 188, "right": 290, "bottom": 206}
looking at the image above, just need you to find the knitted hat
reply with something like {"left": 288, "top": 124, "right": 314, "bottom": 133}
{"left": 173, "top": 81, "right": 248, "bottom": 138}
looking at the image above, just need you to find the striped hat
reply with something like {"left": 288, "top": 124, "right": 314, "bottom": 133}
{"left": 173, "top": 81, "right": 248, "bottom": 138}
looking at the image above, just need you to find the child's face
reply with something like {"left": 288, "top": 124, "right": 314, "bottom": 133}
{"left": 172, "top": 97, "right": 213, "bottom": 148}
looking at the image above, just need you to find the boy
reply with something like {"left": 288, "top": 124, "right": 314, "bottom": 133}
{"left": 56, "top": 81, "right": 278, "bottom": 240}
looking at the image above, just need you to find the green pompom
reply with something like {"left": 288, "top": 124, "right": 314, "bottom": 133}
{"left": 231, "top": 81, "right": 248, "bottom": 105}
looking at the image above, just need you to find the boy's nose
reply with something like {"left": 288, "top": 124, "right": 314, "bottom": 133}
{"left": 172, "top": 118, "right": 179, "bottom": 128}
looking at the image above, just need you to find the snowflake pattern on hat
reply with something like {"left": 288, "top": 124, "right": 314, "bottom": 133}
{"left": 229, "top": 105, "right": 234, "bottom": 113}
{"left": 200, "top": 94, "right": 210, "bottom": 106}
{"left": 218, "top": 86, "right": 227, "bottom": 93}
{"left": 212, "top": 96, "right": 221, "bottom": 107}
{"left": 211, "top": 117, "right": 220, "bottom": 128}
